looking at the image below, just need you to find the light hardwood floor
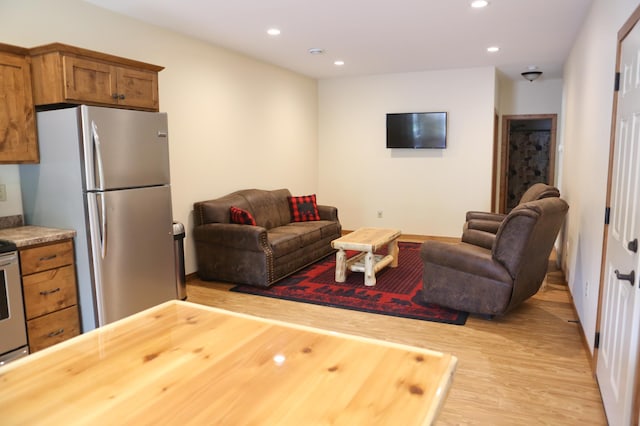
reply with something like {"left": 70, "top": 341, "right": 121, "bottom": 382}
{"left": 186, "top": 237, "right": 607, "bottom": 425}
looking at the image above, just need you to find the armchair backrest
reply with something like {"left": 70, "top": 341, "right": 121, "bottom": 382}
{"left": 492, "top": 197, "right": 569, "bottom": 312}
{"left": 519, "top": 183, "right": 560, "bottom": 204}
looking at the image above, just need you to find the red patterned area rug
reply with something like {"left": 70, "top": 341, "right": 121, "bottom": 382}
{"left": 230, "top": 242, "right": 468, "bottom": 325}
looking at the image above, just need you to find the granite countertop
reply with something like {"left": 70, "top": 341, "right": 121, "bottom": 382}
{"left": 0, "top": 226, "right": 76, "bottom": 248}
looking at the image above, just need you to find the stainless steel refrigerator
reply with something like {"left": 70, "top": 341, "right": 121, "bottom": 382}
{"left": 20, "top": 105, "right": 177, "bottom": 332}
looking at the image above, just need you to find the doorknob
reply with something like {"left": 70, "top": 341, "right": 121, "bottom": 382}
{"left": 614, "top": 269, "right": 635, "bottom": 286}
{"left": 628, "top": 238, "right": 638, "bottom": 253}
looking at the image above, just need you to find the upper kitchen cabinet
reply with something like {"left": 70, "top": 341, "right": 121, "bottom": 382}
{"left": 0, "top": 43, "right": 39, "bottom": 164}
{"left": 29, "top": 43, "right": 163, "bottom": 112}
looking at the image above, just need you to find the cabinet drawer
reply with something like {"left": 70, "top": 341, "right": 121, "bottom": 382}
{"left": 23, "top": 265, "right": 77, "bottom": 320}
{"left": 27, "top": 306, "right": 80, "bottom": 352}
{"left": 20, "top": 240, "right": 74, "bottom": 275}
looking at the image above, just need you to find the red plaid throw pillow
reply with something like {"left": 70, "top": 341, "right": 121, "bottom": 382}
{"left": 230, "top": 206, "right": 256, "bottom": 226}
{"left": 288, "top": 194, "right": 320, "bottom": 222}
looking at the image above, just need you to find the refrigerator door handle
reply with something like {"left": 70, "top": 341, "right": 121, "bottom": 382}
{"left": 91, "top": 121, "right": 106, "bottom": 191}
{"left": 98, "top": 193, "right": 108, "bottom": 258}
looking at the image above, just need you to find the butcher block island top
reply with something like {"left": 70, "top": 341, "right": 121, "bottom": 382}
{"left": 0, "top": 300, "right": 457, "bottom": 425}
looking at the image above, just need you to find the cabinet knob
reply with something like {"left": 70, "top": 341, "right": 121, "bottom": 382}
{"left": 112, "top": 93, "right": 119, "bottom": 99}
{"left": 119, "top": 94, "right": 125, "bottom": 100}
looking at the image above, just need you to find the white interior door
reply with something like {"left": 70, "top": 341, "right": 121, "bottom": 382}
{"left": 597, "top": 18, "right": 640, "bottom": 426}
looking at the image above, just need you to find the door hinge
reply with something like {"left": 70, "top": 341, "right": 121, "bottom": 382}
{"left": 595, "top": 332, "right": 600, "bottom": 349}
{"left": 605, "top": 207, "right": 611, "bottom": 225}
{"left": 615, "top": 72, "right": 621, "bottom": 91}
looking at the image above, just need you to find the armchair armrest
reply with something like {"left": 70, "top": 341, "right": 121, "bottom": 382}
{"left": 461, "top": 228, "right": 496, "bottom": 250}
{"left": 193, "top": 223, "right": 269, "bottom": 251}
{"left": 465, "top": 211, "right": 506, "bottom": 222}
{"left": 317, "top": 205, "right": 339, "bottom": 222}
{"left": 466, "top": 219, "right": 501, "bottom": 234}
{"left": 421, "top": 240, "right": 511, "bottom": 282}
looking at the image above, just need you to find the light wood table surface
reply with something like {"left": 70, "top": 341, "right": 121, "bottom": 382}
{"left": 0, "top": 300, "right": 457, "bottom": 425}
{"left": 331, "top": 227, "right": 402, "bottom": 286}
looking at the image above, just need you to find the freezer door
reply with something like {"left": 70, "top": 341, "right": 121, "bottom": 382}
{"left": 87, "top": 185, "right": 176, "bottom": 326}
{"left": 81, "top": 105, "right": 170, "bottom": 191}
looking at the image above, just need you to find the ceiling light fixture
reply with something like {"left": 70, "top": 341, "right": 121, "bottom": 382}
{"left": 308, "top": 48, "right": 325, "bottom": 55}
{"left": 334, "top": 60, "right": 345, "bottom": 66}
{"left": 471, "top": 0, "right": 489, "bottom": 8}
{"left": 266, "top": 28, "right": 281, "bottom": 36}
{"left": 487, "top": 46, "right": 500, "bottom": 53}
{"left": 521, "top": 70, "right": 543, "bottom": 82}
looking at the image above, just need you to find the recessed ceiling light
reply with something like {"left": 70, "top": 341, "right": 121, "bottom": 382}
{"left": 308, "top": 48, "right": 325, "bottom": 55}
{"left": 487, "top": 46, "right": 500, "bottom": 53}
{"left": 334, "top": 60, "right": 345, "bottom": 66}
{"left": 267, "top": 28, "right": 281, "bottom": 36}
{"left": 471, "top": 0, "right": 489, "bottom": 8}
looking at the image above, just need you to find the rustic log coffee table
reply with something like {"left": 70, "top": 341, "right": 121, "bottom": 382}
{"left": 331, "top": 227, "right": 401, "bottom": 286}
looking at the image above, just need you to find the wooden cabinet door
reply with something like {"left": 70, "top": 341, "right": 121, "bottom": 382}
{"left": 27, "top": 306, "right": 80, "bottom": 352}
{"left": 0, "top": 50, "right": 38, "bottom": 163}
{"left": 22, "top": 265, "right": 78, "bottom": 320}
{"left": 62, "top": 55, "right": 117, "bottom": 105}
{"left": 20, "top": 239, "right": 74, "bottom": 275}
{"left": 116, "top": 67, "right": 159, "bottom": 110}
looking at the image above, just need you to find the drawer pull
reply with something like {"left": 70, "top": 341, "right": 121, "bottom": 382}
{"left": 47, "top": 328, "right": 65, "bottom": 337}
{"left": 40, "top": 287, "right": 61, "bottom": 296}
{"left": 39, "top": 254, "right": 57, "bottom": 261}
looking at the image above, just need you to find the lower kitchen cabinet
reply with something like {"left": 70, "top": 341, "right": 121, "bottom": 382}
{"left": 19, "top": 239, "right": 80, "bottom": 352}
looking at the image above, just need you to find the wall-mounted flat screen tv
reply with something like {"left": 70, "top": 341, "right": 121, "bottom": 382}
{"left": 386, "top": 112, "right": 447, "bottom": 149}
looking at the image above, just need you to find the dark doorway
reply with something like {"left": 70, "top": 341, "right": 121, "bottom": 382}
{"left": 500, "top": 114, "right": 557, "bottom": 212}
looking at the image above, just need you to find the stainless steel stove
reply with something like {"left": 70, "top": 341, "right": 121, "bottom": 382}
{"left": 0, "top": 239, "right": 29, "bottom": 366}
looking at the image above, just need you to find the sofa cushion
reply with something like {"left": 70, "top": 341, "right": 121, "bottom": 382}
{"left": 288, "top": 194, "right": 320, "bottom": 222}
{"left": 241, "top": 189, "right": 292, "bottom": 229}
{"left": 230, "top": 206, "right": 256, "bottom": 226}
{"left": 268, "top": 220, "right": 338, "bottom": 258}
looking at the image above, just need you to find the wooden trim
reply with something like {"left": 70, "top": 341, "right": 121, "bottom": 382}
{"left": 491, "top": 110, "right": 499, "bottom": 212}
{"left": 499, "top": 116, "right": 509, "bottom": 212}
{"left": 0, "top": 42, "right": 28, "bottom": 56}
{"left": 29, "top": 42, "right": 164, "bottom": 72}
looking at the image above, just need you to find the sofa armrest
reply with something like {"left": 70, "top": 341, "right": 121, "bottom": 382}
{"left": 193, "top": 223, "right": 269, "bottom": 251}
{"left": 465, "top": 211, "right": 506, "bottom": 222}
{"left": 317, "top": 205, "right": 339, "bottom": 222}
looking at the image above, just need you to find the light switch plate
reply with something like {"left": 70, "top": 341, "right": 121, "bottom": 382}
{"left": 0, "top": 184, "right": 6, "bottom": 202}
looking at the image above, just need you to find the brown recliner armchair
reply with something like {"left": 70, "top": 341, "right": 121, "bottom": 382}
{"left": 463, "top": 183, "right": 560, "bottom": 249}
{"left": 420, "top": 197, "right": 568, "bottom": 317}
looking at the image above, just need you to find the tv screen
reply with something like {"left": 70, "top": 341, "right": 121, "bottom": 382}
{"left": 386, "top": 112, "right": 447, "bottom": 149}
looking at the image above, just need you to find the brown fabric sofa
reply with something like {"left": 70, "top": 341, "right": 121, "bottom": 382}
{"left": 421, "top": 197, "right": 569, "bottom": 317}
{"left": 193, "top": 188, "right": 341, "bottom": 287}
{"left": 462, "top": 183, "right": 560, "bottom": 249}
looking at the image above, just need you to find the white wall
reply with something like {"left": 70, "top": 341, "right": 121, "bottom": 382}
{"left": 318, "top": 67, "right": 497, "bottom": 236}
{"left": 0, "top": 165, "right": 23, "bottom": 217}
{"left": 0, "top": 0, "right": 319, "bottom": 274}
{"left": 562, "top": 0, "right": 640, "bottom": 351}
{"left": 500, "top": 78, "right": 564, "bottom": 116}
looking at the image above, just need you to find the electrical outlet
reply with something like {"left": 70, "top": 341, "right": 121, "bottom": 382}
{"left": 0, "top": 184, "right": 6, "bottom": 202}
{"left": 377, "top": 210, "right": 383, "bottom": 218}
{"left": 585, "top": 281, "right": 589, "bottom": 298}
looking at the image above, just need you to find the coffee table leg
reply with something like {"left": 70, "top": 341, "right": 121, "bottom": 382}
{"left": 388, "top": 239, "right": 399, "bottom": 267}
{"left": 364, "top": 251, "right": 376, "bottom": 286}
{"left": 335, "top": 248, "right": 347, "bottom": 282}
